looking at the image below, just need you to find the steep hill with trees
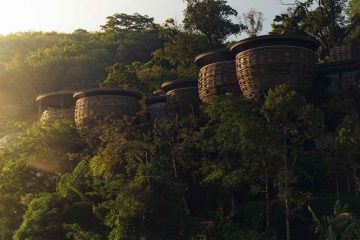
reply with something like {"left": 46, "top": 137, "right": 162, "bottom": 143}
{"left": 0, "top": 0, "right": 359, "bottom": 239}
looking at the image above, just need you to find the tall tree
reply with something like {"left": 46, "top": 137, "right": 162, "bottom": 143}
{"left": 262, "top": 85, "right": 324, "bottom": 240}
{"left": 240, "top": 9, "right": 265, "bottom": 38}
{"left": 183, "top": 0, "right": 241, "bottom": 49}
{"left": 204, "top": 96, "right": 278, "bottom": 230}
{"left": 152, "top": 18, "right": 209, "bottom": 78}
{"left": 14, "top": 161, "right": 106, "bottom": 240}
{"left": 348, "top": 0, "right": 360, "bottom": 43}
{"left": 272, "top": 0, "right": 360, "bottom": 58}
{"left": 335, "top": 114, "right": 360, "bottom": 198}
{"left": 101, "top": 13, "right": 156, "bottom": 33}
{"left": 0, "top": 121, "right": 84, "bottom": 239}
{"left": 100, "top": 62, "right": 148, "bottom": 92}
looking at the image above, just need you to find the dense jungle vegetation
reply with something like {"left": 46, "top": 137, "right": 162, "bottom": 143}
{"left": 0, "top": 0, "right": 360, "bottom": 239}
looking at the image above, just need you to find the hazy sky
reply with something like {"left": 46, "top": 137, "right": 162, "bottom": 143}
{"left": 0, "top": 0, "right": 288, "bottom": 35}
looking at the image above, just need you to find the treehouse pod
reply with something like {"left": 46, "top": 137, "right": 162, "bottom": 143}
{"left": 230, "top": 35, "right": 319, "bottom": 100}
{"left": 146, "top": 95, "right": 167, "bottom": 121}
{"left": 73, "top": 88, "right": 141, "bottom": 135}
{"left": 161, "top": 79, "right": 199, "bottom": 114}
{"left": 36, "top": 90, "right": 75, "bottom": 123}
{"left": 195, "top": 48, "right": 240, "bottom": 103}
{"left": 329, "top": 44, "right": 360, "bottom": 62}
{"left": 315, "top": 57, "right": 360, "bottom": 107}
{"left": 35, "top": 91, "right": 76, "bottom": 173}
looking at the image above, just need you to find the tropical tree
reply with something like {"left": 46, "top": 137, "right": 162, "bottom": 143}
{"left": 240, "top": 9, "right": 265, "bottom": 38}
{"left": 101, "top": 13, "right": 156, "bottom": 33}
{"left": 0, "top": 120, "right": 85, "bottom": 239}
{"left": 335, "top": 114, "right": 360, "bottom": 198}
{"left": 262, "top": 84, "right": 325, "bottom": 240}
{"left": 152, "top": 18, "right": 209, "bottom": 78}
{"left": 100, "top": 62, "right": 148, "bottom": 92}
{"left": 14, "top": 161, "right": 105, "bottom": 240}
{"left": 203, "top": 96, "right": 278, "bottom": 231}
{"left": 183, "top": 0, "right": 241, "bottom": 49}
{"left": 308, "top": 200, "right": 360, "bottom": 240}
{"left": 88, "top": 118, "right": 196, "bottom": 239}
{"left": 348, "top": 0, "right": 360, "bottom": 43}
{"left": 272, "top": 0, "right": 360, "bottom": 58}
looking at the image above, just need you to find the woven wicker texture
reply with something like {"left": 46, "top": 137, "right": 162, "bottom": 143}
{"left": 75, "top": 95, "right": 140, "bottom": 132}
{"left": 40, "top": 108, "right": 74, "bottom": 123}
{"left": 198, "top": 60, "right": 241, "bottom": 103}
{"left": 166, "top": 87, "right": 199, "bottom": 114}
{"left": 235, "top": 46, "right": 316, "bottom": 100}
{"left": 330, "top": 45, "right": 360, "bottom": 62}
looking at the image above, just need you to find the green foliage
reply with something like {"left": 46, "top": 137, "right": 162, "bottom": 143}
{"left": 262, "top": 84, "right": 325, "bottom": 240}
{"left": 13, "top": 193, "right": 104, "bottom": 240}
{"left": 12, "top": 120, "right": 84, "bottom": 173}
{"left": 101, "top": 13, "right": 156, "bottom": 33}
{"left": 183, "top": 0, "right": 241, "bottom": 49}
{"left": 262, "top": 84, "right": 325, "bottom": 146}
{"left": 57, "top": 160, "right": 93, "bottom": 201}
{"left": 1, "top": 6, "right": 360, "bottom": 240}
{"left": 308, "top": 200, "right": 360, "bottom": 240}
{"left": 13, "top": 194, "right": 67, "bottom": 240}
{"left": 350, "top": 0, "right": 360, "bottom": 16}
{"left": 111, "top": 30, "right": 165, "bottom": 64}
{"left": 334, "top": 114, "right": 360, "bottom": 191}
{"left": 272, "top": 0, "right": 359, "bottom": 58}
{"left": 0, "top": 160, "right": 55, "bottom": 240}
{"left": 64, "top": 224, "right": 103, "bottom": 240}
{"left": 0, "top": 13, "right": 166, "bottom": 130}
{"left": 262, "top": 84, "right": 325, "bottom": 190}
{"left": 0, "top": 120, "right": 87, "bottom": 238}
{"left": 152, "top": 20, "right": 209, "bottom": 78}
{"left": 13, "top": 160, "right": 107, "bottom": 240}
{"left": 102, "top": 166, "right": 191, "bottom": 240}
{"left": 203, "top": 96, "right": 276, "bottom": 188}
{"left": 100, "top": 13, "right": 164, "bottom": 65}
{"left": 86, "top": 119, "right": 196, "bottom": 239}
{"left": 100, "top": 62, "right": 147, "bottom": 92}
{"left": 5, "top": 87, "right": 360, "bottom": 240}
{"left": 216, "top": 222, "right": 276, "bottom": 240}
{"left": 348, "top": 0, "right": 360, "bottom": 43}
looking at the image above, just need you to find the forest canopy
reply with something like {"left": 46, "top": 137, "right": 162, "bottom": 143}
{"left": 0, "top": 0, "right": 359, "bottom": 239}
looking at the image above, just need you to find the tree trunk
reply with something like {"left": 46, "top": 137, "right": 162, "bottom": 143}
{"left": 231, "top": 192, "right": 236, "bottom": 216}
{"left": 172, "top": 153, "right": 178, "bottom": 179}
{"left": 352, "top": 167, "right": 360, "bottom": 199}
{"left": 260, "top": 146, "right": 271, "bottom": 230}
{"left": 356, "top": 183, "right": 358, "bottom": 199}
{"left": 285, "top": 198, "right": 291, "bottom": 240}
{"left": 265, "top": 171, "right": 271, "bottom": 230}
{"left": 171, "top": 134, "right": 178, "bottom": 179}
{"left": 336, "top": 175, "right": 339, "bottom": 198}
{"left": 283, "top": 125, "right": 291, "bottom": 240}
{"left": 347, "top": 175, "right": 351, "bottom": 194}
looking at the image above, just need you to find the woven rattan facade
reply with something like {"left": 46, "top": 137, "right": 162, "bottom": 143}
{"left": 330, "top": 45, "right": 360, "bottom": 62}
{"left": 36, "top": 90, "right": 75, "bottom": 123}
{"left": 166, "top": 87, "right": 199, "bottom": 114}
{"left": 74, "top": 89, "right": 141, "bottom": 135}
{"left": 40, "top": 108, "right": 74, "bottom": 123}
{"left": 146, "top": 96, "right": 167, "bottom": 121}
{"left": 161, "top": 79, "right": 199, "bottom": 115}
{"left": 195, "top": 49, "right": 240, "bottom": 103}
{"left": 231, "top": 35, "right": 319, "bottom": 100}
{"left": 198, "top": 61, "right": 240, "bottom": 103}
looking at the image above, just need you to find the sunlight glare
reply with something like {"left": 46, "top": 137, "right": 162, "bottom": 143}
{"left": 0, "top": 1, "right": 41, "bottom": 34}
{"left": 0, "top": 0, "right": 78, "bottom": 35}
